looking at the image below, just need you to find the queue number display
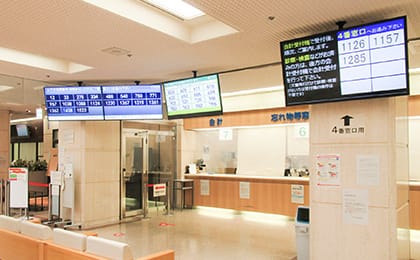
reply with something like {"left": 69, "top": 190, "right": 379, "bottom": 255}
{"left": 102, "top": 85, "right": 163, "bottom": 120}
{"left": 163, "top": 74, "right": 223, "bottom": 119}
{"left": 44, "top": 84, "right": 164, "bottom": 121}
{"left": 280, "top": 16, "right": 409, "bottom": 106}
{"left": 44, "top": 86, "right": 104, "bottom": 120}
{"left": 337, "top": 17, "right": 406, "bottom": 95}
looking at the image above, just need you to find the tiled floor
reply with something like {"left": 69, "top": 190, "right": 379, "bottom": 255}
{"left": 88, "top": 207, "right": 298, "bottom": 260}
{"left": 30, "top": 206, "right": 420, "bottom": 259}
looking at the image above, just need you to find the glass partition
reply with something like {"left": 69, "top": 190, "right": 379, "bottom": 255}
{"left": 185, "top": 123, "right": 309, "bottom": 177}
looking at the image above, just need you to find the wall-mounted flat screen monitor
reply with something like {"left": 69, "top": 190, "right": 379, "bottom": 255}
{"left": 280, "top": 16, "right": 409, "bottom": 106}
{"left": 15, "top": 124, "right": 29, "bottom": 137}
{"left": 163, "top": 74, "right": 223, "bottom": 119}
{"left": 44, "top": 86, "right": 104, "bottom": 120}
{"left": 102, "top": 84, "right": 163, "bottom": 120}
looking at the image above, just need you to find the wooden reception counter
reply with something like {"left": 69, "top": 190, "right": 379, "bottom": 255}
{"left": 185, "top": 174, "right": 309, "bottom": 217}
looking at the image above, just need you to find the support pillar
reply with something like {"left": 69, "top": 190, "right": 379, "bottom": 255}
{"left": 309, "top": 97, "right": 410, "bottom": 259}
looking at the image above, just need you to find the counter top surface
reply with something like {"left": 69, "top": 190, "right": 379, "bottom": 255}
{"left": 410, "top": 180, "right": 420, "bottom": 187}
{"left": 184, "top": 175, "right": 420, "bottom": 186}
{"left": 185, "top": 173, "right": 310, "bottom": 182}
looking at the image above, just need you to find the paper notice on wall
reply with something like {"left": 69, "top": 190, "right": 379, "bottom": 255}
{"left": 343, "top": 189, "right": 368, "bottom": 225}
{"left": 291, "top": 184, "right": 304, "bottom": 204}
{"left": 50, "top": 171, "right": 63, "bottom": 185}
{"left": 200, "top": 180, "right": 210, "bottom": 196}
{"left": 357, "top": 155, "right": 380, "bottom": 186}
{"left": 51, "top": 185, "right": 60, "bottom": 196}
{"left": 239, "top": 182, "right": 250, "bottom": 199}
{"left": 315, "top": 154, "right": 341, "bottom": 187}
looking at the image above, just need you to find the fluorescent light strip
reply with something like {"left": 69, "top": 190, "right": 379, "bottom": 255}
{"left": 0, "top": 47, "right": 91, "bottom": 74}
{"left": 0, "top": 85, "right": 14, "bottom": 92}
{"left": 143, "top": 0, "right": 204, "bottom": 20}
{"left": 10, "top": 117, "right": 40, "bottom": 123}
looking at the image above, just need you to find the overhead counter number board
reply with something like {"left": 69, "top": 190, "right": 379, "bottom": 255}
{"left": 280, "top": 16, "right": 408, "bottom": 106}
{"left": 44, "top": 84, "right": 163, "bottom": 121}
{"left": 337, "top": 18, "right": 406, "bottom": 94}
{"left": 44, "top": 86, "right": 104, "bottom": 120}
{"left": 163, "top": 74, "right": 223, "bottom": 119}
{"left": 102, "top": 84, "right": 163, "bottom": 120}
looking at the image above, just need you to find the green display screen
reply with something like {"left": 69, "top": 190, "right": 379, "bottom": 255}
{"left": 163, "top": 74, "right": 223, "bottom": 119}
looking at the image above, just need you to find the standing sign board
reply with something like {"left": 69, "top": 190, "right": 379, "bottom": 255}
{"left": 9, "top": 167, "right": 28, "bottom": 208}
{"left": 50, "top": 170, "right": 63, "bottom": 216}
{"left": 153, "top": 183, "right": 166, "bottom": 197}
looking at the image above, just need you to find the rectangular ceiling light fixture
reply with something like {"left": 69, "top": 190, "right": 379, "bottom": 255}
{"left": 0, "top": 47, "right": 91, "bottom": 74}
{"left": 142, "top": 0, "right": 205, "bottom": 20}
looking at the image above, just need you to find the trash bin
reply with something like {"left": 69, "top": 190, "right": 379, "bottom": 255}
{"left": 295, "top": 206, "right": 310, "bottom": 260}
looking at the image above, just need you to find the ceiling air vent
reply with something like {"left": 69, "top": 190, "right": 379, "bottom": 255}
{"left": 101, "top": 47, "right": 131, "bottom": 56}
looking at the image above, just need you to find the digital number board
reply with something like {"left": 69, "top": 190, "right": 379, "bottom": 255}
{"left": 163, "top": 74, "right": 223, "bottom": 119}
{"left": 44, "top": 85, "right": 163, "bottom": 121}
{"left": 44, "top": 86, "right": 104, "bottom": 120}
{"left": 102, "top": 85, "right": 163, "bottom": 120}
{"left": 280, "top": 16, "right": 409, "bottom": 106}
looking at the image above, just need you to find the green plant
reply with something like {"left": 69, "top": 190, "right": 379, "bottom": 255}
{"left": 10, "top": 159, "right": 48, "bottom": 171}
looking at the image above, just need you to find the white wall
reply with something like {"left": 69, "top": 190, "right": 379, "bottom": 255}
{"left": 409, "top": 117, "right": 420, "bottom": 180}
{"left": 237, "top": 127, "right": 286, "bottom": 176}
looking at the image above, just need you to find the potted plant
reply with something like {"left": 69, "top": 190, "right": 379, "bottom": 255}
{"left": 10, "top": 159, "right": 48, "bottom": 171}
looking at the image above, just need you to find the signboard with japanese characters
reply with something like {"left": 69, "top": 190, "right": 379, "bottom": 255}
{"left": 280, "top": 16, "right": 409, "bottom": 106}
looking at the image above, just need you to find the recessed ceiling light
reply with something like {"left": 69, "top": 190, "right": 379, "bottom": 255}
{"left": 83, "top": 0, "right": 237, "bottom": 43}
{"left": 142, "top": 0, "right": 205, "bottom": 20}
{"left": 0, "top": 47, "right": 91, "bottom": 73}
{"left": 0, "top": 85, "right": 14, "bottom": 92}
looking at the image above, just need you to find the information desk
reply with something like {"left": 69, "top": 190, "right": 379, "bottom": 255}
{"left": 185, "top": 174, "right": 309, "bottom": 217}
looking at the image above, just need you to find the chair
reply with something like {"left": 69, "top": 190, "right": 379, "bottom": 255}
{"left": 53, "top": 228, "right": 88, "bottom": 251}
{"left": 86, "top": 235, "right": 134, "bottom": 260}
{"left": 20, "top": 220, "right": 53, "bottom": 240}
{"left": 0, "top": 214, "right": 21, "bottom": 233}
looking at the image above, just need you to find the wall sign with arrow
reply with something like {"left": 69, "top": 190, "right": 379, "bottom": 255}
{"left": 331, "top": 114, "right": 365, "bottom": 135}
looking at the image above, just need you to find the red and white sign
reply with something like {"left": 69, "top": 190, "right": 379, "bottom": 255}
{"left": 8, "top": 167, "right": 28, "bottom": 208}
{"left": 153, "top": 183, "right": 166, "bottom": 197}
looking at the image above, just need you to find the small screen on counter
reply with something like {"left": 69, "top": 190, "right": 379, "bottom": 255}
{"left": 296, "top": 207, "right": 310, "bottom": 223}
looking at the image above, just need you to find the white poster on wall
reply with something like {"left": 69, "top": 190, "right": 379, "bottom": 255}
{"left": 315, "top": 154, "right": 341, "bottom": 187}
{"left": 239, "top": 182, "right": 250, "bottom": 199}
{"left": 200, "top": 180, "right": 210, "bottom": 196}
{"left": 357, "top": 155, "right": 380, "bottom": 186}
{"left": 343, "top": 189, "right": 368, "bottom": 225}
{"left": 50, "top": 171, "right": 63, "bottom": 186}
{"left": 291, "top": 184, "right": 304, "bottom": 204}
